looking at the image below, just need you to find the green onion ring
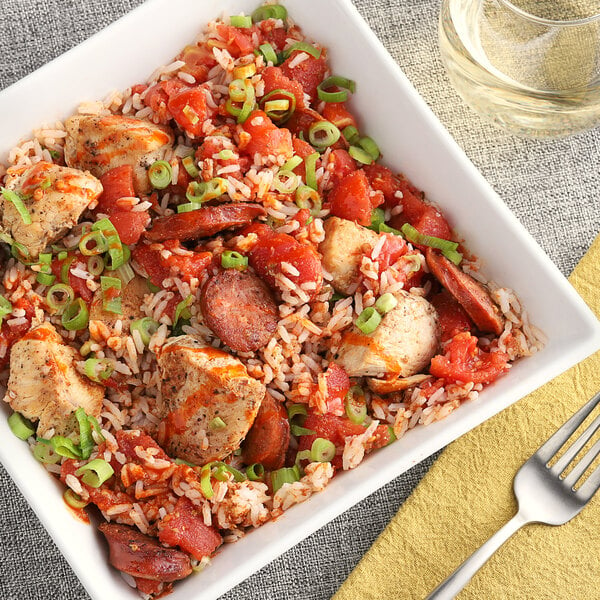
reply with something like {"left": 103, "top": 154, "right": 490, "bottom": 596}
{"left": 46, "top": 283, "right": 74, "bottom": 313}
{"left": 358, "top": 136, "right": 380, "bottom": 161}
{"left": 283, "top": 42, "right": 321, "bottom": 60}
{"left": 182, "top": 155, "right": 199, "bottom": 178}
{"left": 246, "top": 463, "right": 265, "bottom": 481}
{"left": 11, "top": 241, "right": 35, "bottom": 265}
{"left": 221, "top": 250, "right": 248, "bottom": 270}
{"left": 258, "top": 42, "right": 278, "bottom": 65}
{"left": 130, "top": 317, "right": 159, "bottom": 346}
{"left": 8, "top": 412, "right": 35, "bottom": 440}
{"left": 75, "top": 407, "right": 95, "bottom": 459}
{"left": 61, "top": 298, "right": 89, "bottom": 331}
{"left": 375, "top": 292, "right": 398, "bottom": 315}
{"left": 271, "top": 465, "right": 301, "bottom": 493}
{"left": 0, "top": 295, "right": 13, "bottom": 326}
{"left": 50, "top": 436, "right": 82, "bottom": 459}
{"left": 100, "top": 276, "right": 122, "bottom": 315}
{"left": 342, "top": 125, "right": 360, "bottom": 145}
{"left": 260, "top": 89, "right": 296, "bottom": 123}
{"left": 79, "top": 230, "right": 109, "bottom": 256}
{"left": 317, "top": 75, "right": 356, "bottom": 103}
{"left": 310, "top": 437, "right": 336, "bottom": 462}
{"left": 290, "top": 424, "right": 316, "bottom": 437}
{"left": 174, "top": 294, "right": 193, "bottom": 326}
{"left": 84, "top": 358, "right": 114, "bottom": 384}
{"left": 230, "top": 14, "right": 252, "bottom": 28}
{"left": 148, "top": 160, "right": 173, "bottom": 190}
{"left": 92, "top": 218, "right": 125, "bottom": 271}
{"left": 308, "top": 120, "right": 341, "bottom": 150}
{"left": 252, "top": 4, "right": 288, "bottom": 23}
{"left": 282, "top": 156, "right": 303, "bottom": 171}
{"left": 228, "top": 78, "right": 247, "bottom": 103}
{"left": 200, "top": 465, "right": 214, "bottom": 498}
{"left": 33, "top": 440, "right": 61, "bottom": 464}
{"left": 304, "top": 153, "right": 319, "bottom": 191}
{"left": 355, "top": 306, "right": 382, "bottom": 335}
{"left": 1, "top": 187, "right": 32, "bottom": 225}
{"left": 348, "top": 145, "right": 374, "bottom": 165}
{"left": 345, "top": 386, "right": 367, "bottom": 425}
{"left": 75, "top": 458, "right": 114, "bottom": 488}
{"left": 287, "top": 403, "right": 308, "bottom": 421}
{"left": 63, "top": 489, "right": 89, "bottom": 509}
{"left": 273, "top": 169, "right": 300, "bottom": 194}
{"left": 295, "top": 185, "right": 322, "bottom": 216}
{"left": 368, "top": 208, "right": 386, "bottom": 232}
{"left": 400, "top": 223, "right": 462, "bottom": 265}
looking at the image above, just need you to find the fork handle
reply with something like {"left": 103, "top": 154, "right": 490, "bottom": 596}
{"left": 425, "top": 512, "right": 530, "bottom": 599}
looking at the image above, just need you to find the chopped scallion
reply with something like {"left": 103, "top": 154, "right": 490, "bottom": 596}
{"left": 0, "top": 295, "right": 13, "bottom": 326}
{"left": 349, "top": 145, "right": 374, "bottom": 165}
{"left": 260, "top": 89, "right": 296, "bottom": 123}
{"left": 282, "top": 156, "right": 303, "bottom": 172}
{"left": 258, "top": 42, "right": 278, "bottom": 65}
{"left": 200, "top": 465, "right": 214, "bottom": 498}
{"left": 230, "top": 14, "right": 252, "bottom": 28}
{"left": 174, "top": 294, "right": 193, "bottom": 326}
{"left": 342, "top": 125, "right": 360, "bottom": 144}
{"left": 8, "top": 412, "right": 35, "bottom": 440}
{"left": 358, "top": 136, "right": 380, "bottom": 161}
{"left": 130, "top": 317, "right": 159, "bottom": 346}
{"left": 75, "top": 407, "right": 95, "bottom": 459}
{"left": 84, "top": 358, "right": 114, "bottom": 384}
{"left": 345, "top": 386, "right": 367, "bottom": 424}
{"left": 251, "top": 4, "right": 288, "bottom": 23}
{"left": 317, "top": 75, "right": 356, "bottom": 103}
{"left": 100, "top": 276, "right": 122, "bottom": 314}
{"left": 290, "top": 424, "right": 316, "bottom": 437}
{"left": 271, "top": 465, "right": 300, "bottom": 493}
{"left": 232, "top": 62, "right": 256, "bottom": 79}
{"left": 295, "top": 185, "right": 321, "bottom": 216}
{"left": 92, "top": 218, "right": 125, "bottom": 270}
{"left": 148, "top": 160, "right": 173, "bottom": 190}
{"left": 221, "top": 250, "right": 248, "bottom": 270}
{"left": 46, "top": 283, "right": 74, "bottom": 313}
{"left": 369, "top": 208, "right": 386, "bottom": 231}
{"left": 273, "top": 169, "right": 300, "bottom": 194}
{"left": 400, "top": 223, "right": 462, "bottom": 265}
{"left": 308, "top": 121, "right": 341, "bottom": 150}
{"left": 287, "top": 403, "right": 308, "bottom": 421}
{"left": 63, "top": 489, "right": 89, "bottom": 509}
{"left": 50, "top": 436, "right": 82, "bottom": 459}
{"left": 355, "top": 306, "right": 381, "bottom": 335}
{"left": 33, "top": 440, "right": 60, "bottom": 464}
{"left": 304, "top": 153, "right": 319, "bottom": 190}
{"left": 375, "top": 292, "right": 398, "bottom": 315}
{"left": 75, "top": 458, "right": 114, "bottom": 488}
{"left": 1, "top": 187, "right": 32, "bottom": 225}
{"left": 246, "top": 463, "right": 265, "bottom": 481}
{"left": 283, "top": 42, "right": 321, "bottom": 60}
{"left": 61, "top": 298, "right": 89, "bottom": 331}
{"left": 310, "top": 437, "right": 336, "bottom": 462}
{"left": 209, "top": 417, "right": 227, "bottom": 431}
{"left": 182, "top": 155, "right": 199, "bottom": 178}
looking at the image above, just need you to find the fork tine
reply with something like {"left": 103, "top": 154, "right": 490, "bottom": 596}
{"left": 563, "top": 437, "right": 600, "bottom": 488}
{"left": 536, "top": 391, "right": 600, "bottom": 463}
{"left": 550, "top": 413, "right": 600, "bottom": 475}
{"left": 577, "top": 459, "right": 600, "bottom": 499}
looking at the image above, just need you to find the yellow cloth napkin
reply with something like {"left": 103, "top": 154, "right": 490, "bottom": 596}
{"left": 334, "top": 236, "right": 600, "bottom": 600}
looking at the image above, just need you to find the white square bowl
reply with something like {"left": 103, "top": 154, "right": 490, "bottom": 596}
{"left": 1, "top": 1, "right": 599, "bottom": 599}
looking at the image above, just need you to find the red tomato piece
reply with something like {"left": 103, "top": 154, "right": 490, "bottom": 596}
{"left": 324, "top": 363, "right": 350, "bottom": 415}
{"left": 167, "top": 87, "right": 208, "bottom": 137}
{"left": 177, "top": 43, "right": 216, "bottom": 82}
{"left": 280, "top": 52, "right": 328, "bottom": 101}
{"left": 375, "top": 233, "right": 408, "bottom": 271}
{"left": 364, "top": 424, "right": 393, "bottom": 452}
{"left": 215, "top": 24, "right": 255, "bottom": 57}
{"left": 328, "top": 170, "right": 376, "bottom": 226}
{"left": 158, "top": 497, "right": 222, "bottom": 561}
{"left": 241, "top": 110, "right": 293, "bottom": 159}
{"left": 363, "top": 163, "right": 401, "bottom": 207}
{"left": 291, "top": 136, "right": 315, "bottom": 179}
{"left": 322, "top": 102, "right": 357, "bottom": 129}
{"left": 108, "top": 211, "right": 150, "bottom": 245}
{"left": 262, "top": 66, "right": 306, "bottom": 110}
{"left": 328, "top": 149, "right": 357, "bottom": 186}
{"left": 98, "top": 166, "right": 136, "bottom": 212}
{"left": 429, "top": 332, "right": 509, "bottom": 384}
{"left": 258, "top": 21, "right": 288, "bottom": 51}
{"left": 51, "top": 254, "right": 93, "bottom": 303}
{"left": 244, "top": 223, "right": 323, "bottom": 300}
{"left": 116, "top": 430, "right": 170, "bottom": 463}
{"left": 430, "top": 290, "right": 474, "bottom": 342}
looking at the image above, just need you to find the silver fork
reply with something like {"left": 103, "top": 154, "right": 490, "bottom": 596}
{"left": 426, "top": 390, "right": 600, "bottom": 600}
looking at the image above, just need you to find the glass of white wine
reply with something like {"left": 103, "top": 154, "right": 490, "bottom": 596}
{"left": 439, "top": 0, "right": 600, "bottom": 137}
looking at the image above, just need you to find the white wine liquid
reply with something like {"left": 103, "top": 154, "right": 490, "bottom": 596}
{"left": 439, "top": 0, "right": 600, "bottom": 136}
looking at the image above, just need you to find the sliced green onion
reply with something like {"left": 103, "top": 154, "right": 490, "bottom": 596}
{"left": 75, "top": 407, "right": 94, "bottom": 459}
{"left": 238, "top": 80, "right": 256, "bottom": 124}
{"left": 60, "top": 255, "right": 75, "bottom": 284}
{"left": 33, "top": 440, "right": 60, "bottom": 464}
{"left": 283, "top": 42, "right": 321, "bottom": 60}
{"left": 273, "top": 169, "right": 300, "bottom": 194}
{"left": 114, "top": 262, "right": 135, "bottom": 286}
{"left": 271, "top": 465, "right": 300, "bottom": 493}
{"left": 186, "top": 177, "right": 228, "bottom": 204}
{"left": 221, "top": 250, "right": 248, "bottom": 270}
{"left": 51, "top": 436, "right": 82, "bottom": 459}
{"left": 101, "top": 276, "right": 122, "bottom": 314}
{"left": 84, "top": 358, "right": 114, "bottom": 384}
{"left": 246, "top": 463, "right": 265, "bottom": 481}
{"left": 228, "top": 78, "right": 247, "bottom": 103}
{"left": 282, "top": 156, "right": 303, "bottom": 171}
{"left": 182, "top": 155, "right": 199, "bottom": 178}
{"left": 11, "top": 241, "right": 34, "bottom": 265}
{"left": 369, "top": 208, "right": 386, "bottom": 231}
{"left": 147, "top": 278, "right": 161, "bottom": 293}
{"left": 308, "top": 121, "right": 341, "bottom": 150}
{"left": 295, "top": 449, "right": 312, "bottom": 463}
{"left": 46, "top": 283, "right": 74, "bottom": 313}
{"left": 177, "top": 202, "right": 202, "bottom": 214}
{"left": 39, "top": 178, "right": 52, "bottom": 191}
{"left": 260, "top": 89, "right": 296, "bottom": 123}
{"left": 38, "top": 252, "right": 51, "bottom": 264}
{"left": 61, "top": 298, "right": 89, "bottom": 331}
{"left": 258, "top": 42, "right": 278, "bottom": 65}
{"left": 252, "top": 4, "right": 288, "bottom": 22}
{"left": 57, "top": 250, "right": 68, "bottom": 261}
{"left": 185, "top": 181, "right": 209, "bottom": 204}
{"left": 378, "top": 223, "right": 402, "bottom": 236}
{"left": 233, "top": 63, "right": 257, "bottom": 80}
{"left": 200, "top": 465, "right": 214, "bottom": 498}
{"left": 317, "top": 75, "right": 356, "bottom": 103}
{"left": 358, "top": 136, "right": 380, "bottom": 161}
{"left": 1, "top": 187, "right": 31, "bottom": 225}
{"left": 349, "top": 145, "right": 374, "bottom": 165}
{"left": 87, "top": 415, "right": 105, "bottom": 442}
{"left": 310, "top": 437, "right": 336, "bottom": 462}
{"left": 295, "top": 185, "right": 321, "bottom": 216}
{"left": 174, "top": 294, "right": 193, "bottom": 326}
{"left": 209, "top": 417, "right": 227, "bottom": 431}
{"left": 174, "top": 458, "right": 197, "bottom": 467}
{"left": 212, "top": 464, "right": 230, "bottom": 481}
{"left": 304, "top": 153, "right": 319, "bottom": 190}
{"left": 79, "top": 230, "right": 109, "bottom": 256}
{"left": 8, "top": 412, "right": 35, "bottom": 440}
{"left": 75, "top": 458, "right": 114, "bottom": 488}
{"left": 400, "top": 223, "right": 462, "bottom": 265}
{"left": 345, "top": 385, "right": 367, "bottom": 424}
{"left": 387, "top": 425, "right": 397, "bottom": 445}
{"left": 36, "top": 268, "right": 55, "bottom": 286}
{"left": 230, "top": 14, "right": 252, "bottom": 28}
{"left": 92, "top": 218, "right": 125, "bottom": 270}
{"left": 375, "top": 292, "right": 398, "bottom": 315}
{"left": 63, "top": 489, "right": 88, "bottom": 509}
{"left": 207, "top": 462, "right": 247, "bottom": 482}
{"left": 149, "top": 160, "right": 173, "bottom": 190}
{"left": 342, "top": 125, "right": 360, "bottom": 145}
{"left": 265, "top": 98, "right": 289, "bottom": 113}
{"left": 130, "top": 317, "right": 159, "bottom": 346}
{"left": 287, "top": 404, "right": 308, "bottom": 421}
{"left": 290, "top": 424, "right": 316, "bottom": 437}
{"left": 217, "top": 149, "right": 235, "bottom": 160}
{"left": 0, "top": 295, "right": 13, "bottom": 327}
{"left": 355, "top": 306, "right": 381, "bottom": 335}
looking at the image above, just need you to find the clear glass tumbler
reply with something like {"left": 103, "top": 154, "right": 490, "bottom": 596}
{"left": 439, "top": 0, "right": 600, "bottom": 137}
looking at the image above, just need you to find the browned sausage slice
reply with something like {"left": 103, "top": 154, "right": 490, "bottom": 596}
{"left": 200, "top": 268, "right": 278, "bottom": 352}
{"left": 425, "top": 248, "right": 505, "bottom": 336}
{"left": 98, "top": 522, "right": 192, "bottom": 582}
{"left": 145, "top": 203, "right": 265, "bottom": 242}
{"left": 242, "top": 393, "right": 290, "bottom": 470}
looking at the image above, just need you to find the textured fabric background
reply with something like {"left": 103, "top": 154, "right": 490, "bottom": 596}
{"left": 0, "top": 1, "right": 598, "bottom": 599}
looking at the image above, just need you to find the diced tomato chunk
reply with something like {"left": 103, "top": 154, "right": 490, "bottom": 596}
{"left": 324, "top": 363, "right": 350, "bottom": 415}
{"left": 262, "top": 66, "right": 306, "bottom": 110}
{"left": 167, "top": 87, "right": 208, "bottom": 137}
{"left": 158, "top": 497, "right": 222, "bottom": 561}
{"left": 328, "top": 170, "right": 380, "bottom": 226}
{"left": 363, "top": 163, "right": 401, "bottom": 206}
{"left": 430, "top": 290, "right": 474, "bottom": 342}
{"left": 116, "top": 430, "right": 170, "bottom": 463}
{"left": 322, "top": 102, "right": 357, "bottom": 129}
{"left": 241, "top": 110, "right": 293, "bottom": 159}
{"left": 97, "top": 166, "right": 136, "bottom": 212}
{"left": 291, "top": 136, "right": 315, "bottom": 178}
{"left": 244, "top": 223, "right": 323, "bottom": 300}
{"left": 375, "top": 233, "right": 408, "bottom": 271}
{"left": 215, "top": 24, "right": 255, "bottom": 57}
{"left": 429, "top": 332, "right": 509, "bottom": 384}
{"left": 108, "top": 211, "right": 150, "bottom": 245}
{"left": 328, "top": 149, "right": 357, "bottom": 186}
{"left": 280, "top": 52, "right": 328, "bottom": 101}
{"left": 258, "top": 21, "right": 288, "bottom": 51}
{"left": 365, "top": 424, "right": 393, "bottom": 452}
{"left": 177, "top": 43, "right": 216, "bottom": 82}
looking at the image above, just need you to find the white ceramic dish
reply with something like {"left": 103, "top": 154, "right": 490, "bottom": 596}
{"left": 1, "top": 1, "right": 599, "bottom": 598}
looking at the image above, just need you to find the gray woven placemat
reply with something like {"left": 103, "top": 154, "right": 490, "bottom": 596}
{"left": 0, "top": 1, "right": 598, "bottom": 599}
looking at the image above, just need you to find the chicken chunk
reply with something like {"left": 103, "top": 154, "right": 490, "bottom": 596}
{"left": 319, "top": 217, "right": 379, "bottom": 295}
{"left": 89, "top": 275, "right": 149, "bottom": 330}
{"left": 64, "top": 115, "right": 174, "bottom": 194}
{"left": 156, "top": 335, "right": 265, "bottom": 464}
{"left": 5, "top": 322, "right": 104, "bottom": 437}
{"left": 2, "top": 161, "right": 102, "bottom": 258}
{"left": 336, "top": 290, "right": 440, "bottom": 378}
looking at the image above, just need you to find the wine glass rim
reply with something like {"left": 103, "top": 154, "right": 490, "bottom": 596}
{"left": 499, "top": 0, "right": 600, "bottom": 26}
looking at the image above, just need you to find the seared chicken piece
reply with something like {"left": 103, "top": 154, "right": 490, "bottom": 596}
{"left": 2, "top": 161, "right": 102, "bottom": 258}
{"left": 5, "top": 322, "right": 104, "bottom": 437}
{"left": 64, "top": 115, "right": 174, "bottom": 194}
{"left": 156, "top": 335, "right": 265, "bottom": 465}
{"left": 319, "top": 217, "right": 379, "bottom": 295}
{"left": 336, "top": 290, "right": 440, "bottom": 378}
{"left": 89, "top": 275, "right": 149, "bottom": 330}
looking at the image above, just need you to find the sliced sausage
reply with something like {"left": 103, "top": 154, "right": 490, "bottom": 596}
{"left": 425, "top": 248, "right": 505, "bottom": 336}
{"left": 242, "top": 393, "right": 290, "bottom": 470}
{"left": 145, "top": 203, "right": 265, "bottom": 242}
{"left": 200, "top": 268, "right": 278, "bottom": 352}
{"left": 98, "top": 522, "right": 192, "bottom": 582}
